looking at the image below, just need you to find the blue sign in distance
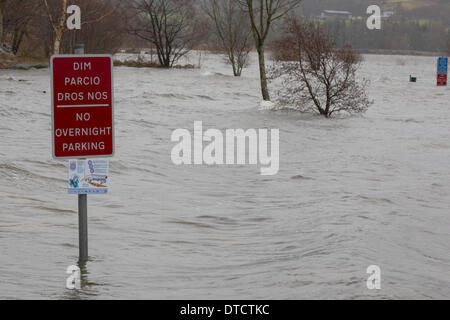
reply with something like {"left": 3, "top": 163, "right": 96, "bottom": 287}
{"left": 438, "top": 57, "right": 448, "bottom": 74}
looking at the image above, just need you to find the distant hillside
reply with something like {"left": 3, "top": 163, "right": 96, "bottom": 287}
{"left": 385, "top": 0, "right": 449, "bottom": 11}
{"left": 300, "top": 0, "right": 450, "bottom": 22}
{"left": 291, "top": 0, "right": 450, "bottom": 56}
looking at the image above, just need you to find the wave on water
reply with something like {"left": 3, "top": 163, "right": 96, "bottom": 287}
{"left": 201, "top": 71, "right": 232, "bottom": 78}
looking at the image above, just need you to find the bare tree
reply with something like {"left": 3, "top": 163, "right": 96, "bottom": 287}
{"left": 203, "top": 0, "right": 252, "bottom": 76}
{"left": 1, "top": 0, "right": 40, "bottom": 54}
{"left": 237, "top": 0, "right": 302, "bottom": 100}
{"left": 42, "top": 0, "right": 67, "bottom": 55}
{"left": 0, "top": 0, "right": 6, "bottom": 41}
{"left": 269, "top": 18, "right": 372, "bottom": 118}
{"left": 128, "top": 0, "right": 200, "bottom": 68}
{"left": 61, "top": 1, "right": 126, "bottom": 54}
{"left": 42, "top": 0, "right": 116, "bottom": 55}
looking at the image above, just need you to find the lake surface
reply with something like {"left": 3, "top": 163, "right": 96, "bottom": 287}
{"left": 0, "top": 53, "right": 449, "bottom": 299}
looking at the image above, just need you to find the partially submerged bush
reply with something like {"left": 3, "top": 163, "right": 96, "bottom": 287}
{"left": 269, "top": 18, "right": 372, "bottom": 117}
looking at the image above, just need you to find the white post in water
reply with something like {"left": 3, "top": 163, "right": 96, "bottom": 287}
{"left": 75, "top": 43, "right": 88, "bottom": 262}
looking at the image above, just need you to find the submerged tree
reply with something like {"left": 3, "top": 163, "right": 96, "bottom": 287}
{"left": 42, "top": 0, "right": 117, "bottom": 55}
{"left": 269, "top": 18, "right": 372, "bottom": 117}
{"left": 237, "top": 0, "right": 302, "bottom": 100}
{"left": 203, "top": 0, "right": 252, "bottom": 77}
{"left": 0, "top": 0, "right": 40, "bottom": 54}
{"left": 129, "top": 0, "right": 202, "bottom": 68}
{"left": 42, "top": 0, "right": 68, "bottom": 55}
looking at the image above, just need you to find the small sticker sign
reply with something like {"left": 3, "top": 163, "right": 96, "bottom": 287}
{"left": 68, "top": 159, "right": 109, "bottom": 194}
{"left": 437, "top": 57, "right": 448, "bottom": 74}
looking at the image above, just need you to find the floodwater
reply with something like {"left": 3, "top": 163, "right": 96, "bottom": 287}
{"left": 0, "top": 53, "right": 449, "bottom": 299}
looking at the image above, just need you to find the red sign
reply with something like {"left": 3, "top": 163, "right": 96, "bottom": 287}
{"left": 437, "top": 73, "right": 447, "bottom": 86}
{"left": 51, "top": 55, "right": 114, "bottom": 158}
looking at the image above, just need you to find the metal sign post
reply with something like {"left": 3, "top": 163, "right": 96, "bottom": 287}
{"left": 75, "top": 44, "right": 88, "bottom": 263}
{"left": 76, "top": 44, "right": 88, "bottom": 263}
{"left": 78, "top": 193, "right": 88, "bottom": 262}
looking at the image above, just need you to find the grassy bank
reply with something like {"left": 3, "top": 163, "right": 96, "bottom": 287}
{"left": 0, "top": 54, "right": 49, "bottom": 70}
{"left": 113, "top": 59, "right": 197, "bottom": 69}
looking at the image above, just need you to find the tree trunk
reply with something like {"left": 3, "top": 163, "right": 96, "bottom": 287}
{"left": 229, "top": 53, "right": 239, "bottom": 76}
{"left": 0, "top": 0, "right": 5, "bottom": 42}
{"left": 54, "top": 30, "right": 63, "bottom": 55}
{"left": 232, "top": 61, "right": 238, "bottom": 76}
{"left": 257, "top": 45, "right": 270, "bottom": 101}
{"left": 52, "top": 0, "right": 68, "bottom": 55}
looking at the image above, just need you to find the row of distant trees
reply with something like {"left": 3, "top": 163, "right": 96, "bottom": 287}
{"left": 1, "top": 1, "right": 449, "bottom": 62}
{"left": 0, "top": 0, "right": 304, "bottom": 102}
{"left": 127, "top": 0, "right": 303, "bottom": 100}
{"left": 0, "top": 0, "right": 124, "bottom": 56}
{"left": 0, "top": 0, "right": 448, "bottom": 117}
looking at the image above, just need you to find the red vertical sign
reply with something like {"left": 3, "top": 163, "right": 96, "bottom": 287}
{"left": 51, "top": 55, "right": 114, "bottom": 159}
{"left": 437, "top": 74, "right": 447, "bottom": 86}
